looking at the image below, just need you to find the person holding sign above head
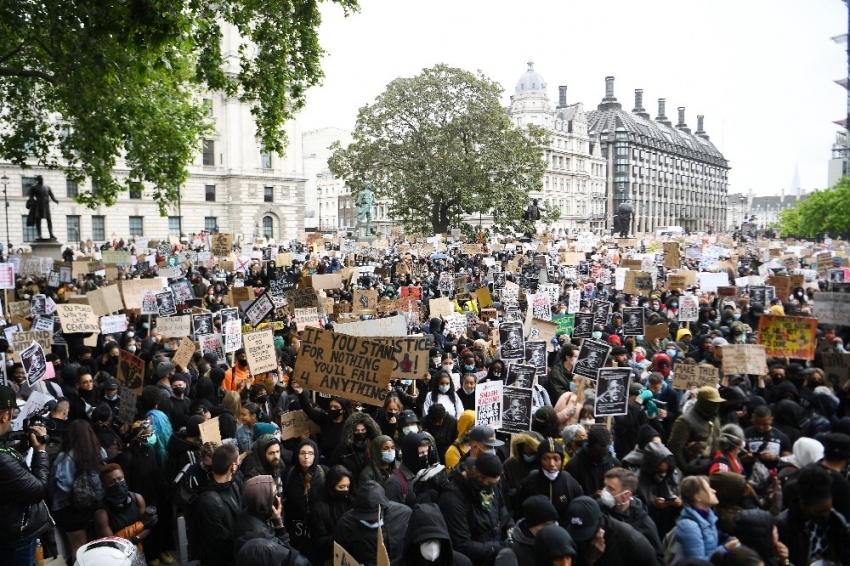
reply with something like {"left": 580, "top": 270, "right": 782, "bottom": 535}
{"left": 291, "top": 381, "right": 348, "bottom": 462}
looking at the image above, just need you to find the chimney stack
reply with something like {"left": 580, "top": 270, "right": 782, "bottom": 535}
{"left": 605, "top": 76, "right": 615, "bottom": 99}
{"left": 656, "top": 98, "right": 671, "bottom": 126}
{"left": 597, "top": 76, "right": 622, "bottom": 111}
{"left": 676, "top": 107, "right": 691, "bottom": 133}
{"left": 633, "top": 89, "right": 649, "bottom": 118}
{"left": 558, "top": 85, "right": 568, "bottom": 109}
{"left": 695, "top": 115, "right": 708, "bottom": 139}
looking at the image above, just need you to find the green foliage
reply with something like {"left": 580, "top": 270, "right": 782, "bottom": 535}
{"left": 778, "top": 178, "right": 850, "bottom": 239}
{"left": 328, "top": 64, "right": 551, "bottom": 235}
{"left": 0, "top": 0, "right": 358, "bottom": 214}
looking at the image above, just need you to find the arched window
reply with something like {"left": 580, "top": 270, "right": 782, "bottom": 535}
{"left": 262, "top": 216, "right": 274, "bottom": 239}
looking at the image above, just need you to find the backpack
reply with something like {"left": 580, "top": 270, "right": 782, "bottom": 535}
{"left": 72, "top": 470, "right": 104, "bottom": 510}
{"left": 684, "top": 454, "right": 730, "bottom": 477}
{"left": 662, "top": 523, "right": 685, "bottom": 566}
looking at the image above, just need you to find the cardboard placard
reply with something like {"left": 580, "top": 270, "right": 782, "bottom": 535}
{"left": 352, "top": 289, "right": 378, "bottom": 315}
{"left": 10, "top": 330, "right": 53, "bottom": 363}
{"left": 56, "top": 303, "right": 100, "bottom": 334}
{"left": 294, "top": 307, "right": 320, "bottom": 331}
{"left": 280, "top": 410, "right": 321, "bottom": 441}
{"left": 663, "top": 242, "right": 680, "bottom": 269}
{"left": 721, "top": 344, "right": 768, "bottom": 376}
{"left": 156, "top": 315, "right": 192, "bottom": 338}
{"left": 667, "top": 274, "right": 687, "bottom": 291}
{"left": 120, "top": 279, "right": 164, "bottom": 310}
{"left": 624, "top": 271, "right": 653, "bottom": 295}
{"left": 199, "top": 416, "right": 223, "bottom": 445}
{"left": 293, "top": 327, "right": 395, "bottom": 406}
{"left": 308, "top": 273, "right": 343, "bottom": 290}
{"left": 373, "top": 335, "right": 434, "bottom": 380}
{"left": 211, "top": 233, "right": 234, "bottom": 257}
{"left": 428, "top": 297, "right": 454, "bottom": 320}
{"left": 757, "top": 314, "right": 817, "bottom": 360}
{"left": 672, "top": 364, "right": 720, "bottom": 390}
{"left": 812, "top": 292, "right": 850, "bottom": 326}
{"left": 527, "top": 319, "right": 558, "bottom": 352}
{"left": 644, "top": 321, "right": 670, "bottom": 341}
{"left": 823, "top": 353, "right": 850, "bottom": 389}
{"left": 172, "top": 337, "right": 196, "bottom": 370}
{"left": 243, "top": 329, "right": 277, "bottom": 374}
{"left": 334, "top": 314, "right": 408, "bottom": 338}
{"left": 117, "top": 350, "right": 145, "bottom": 393}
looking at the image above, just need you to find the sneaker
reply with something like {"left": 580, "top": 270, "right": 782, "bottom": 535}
{"left": 159, "top": 552, "right": 174, "bottom": 565}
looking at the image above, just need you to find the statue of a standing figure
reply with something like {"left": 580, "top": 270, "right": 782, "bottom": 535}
{"left": 616, "top": 201, "right": 634, "bottom": 238}
{"left": 26, "top": 176, "right": 59, "bottom": 240}
{"left": 523, "top": 198, "right": 542, "bottom": 222}
{"left": 352, "top": 182, "right": 375, "bottom": 237}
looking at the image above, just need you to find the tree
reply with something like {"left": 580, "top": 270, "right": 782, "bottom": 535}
{"left": 0, "top": 0, "right": 358, "bottom": 213}
{"left": 778, "top": 178, "right": 850, "bottom": 239}
{"left": 328, "top": 63, "right": 556, "bottom": 235}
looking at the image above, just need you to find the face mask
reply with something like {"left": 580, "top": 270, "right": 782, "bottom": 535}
{"left": 670, "top": 302, "right": 678, "bottom": 308}
{"left": 432, "top": 357, "right": 441, "bottom": 365}
{"left": 469, "top": 478, "right": 494, "bottom": 495}
{"left": 569, "top": 381, "right": 577, "bottom": 392}
{"left": 599, "top": 488, "right": 616, "bottom": 509}
{"left": 146, "top": 433, "right": 157, "bottom": 447}
{"left": 353, "top": 432, "right": 367, "bottom": 443}
{"left": 542, "top": 469, "right": 560, "bottom": 481}
{"left": 441, "top": 365, "right": 453, "bottom": 372}
{"left": 105, "top": 393, "right": 118, "bottom": 401}
{"left": 592, "top": 331, "right": 602, "bottom": 340}
{"left": 381, "top": 450, "right": 396, "bottom": 463}
{"left": 401, "top": 379, "right": 412, "bottom": 386}
{"left": 126, "top": 332, "right": 135, "bottom": 338}
{"left": 127, "top": 345, "right": 137, "bottom": 353}
{"left": 163, "top": 344, "right": 172, "bottom": 352}
{"left": 636, "top": 335, "right": 643, "bottom": 341}
{"left": 238, "top": 359, "right": 248, "bottom": 367}
{"left": 358, "top": 519, "right": 384, "bottom": 529}
{"left": 420, "top": 541, "right": 441, "bottom": 561}
{"left": 666, "top": 349, "right": 677, "bottom": 358}
{"left": 329, "top": 408, "right": 342, "bottom": 419}
{"left": 105, "top": 480, "right": 131, "bottom": 507}
{"left": 522, "top": 453, "right": 537, "bottom": 464}
{"left": 654, "top": 472, "right": 667, "bottom": 483}
{"left": 404, "top": 425, "right": 419, "bottom": 435}
{"left": 172, "top": 387, "right": 185, "bottom": 396}
{"left": 438, "top": 385, "right": 450, "bottom": 394}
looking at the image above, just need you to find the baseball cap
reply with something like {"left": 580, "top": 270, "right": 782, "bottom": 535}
{"left": 469, "top": 425, "right": 504, "bottom": 447}
{"left": 0, "top": 385, "right": 16, "bottom": 411}
{"left": 566, "top": 496, "right": 602, "bottom": 542}
{"left": 155, "top": 361, "right": 175, "bottom": 378}
{"left": 697, "top": 386, "right": 723, "bottom": 403}
{"left": 400, "top": 410, "right": 419, "bottom": 425}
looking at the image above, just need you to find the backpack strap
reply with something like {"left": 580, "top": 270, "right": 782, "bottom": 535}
{"left": 393, "top": 468, "right": 409, "bottom": 501}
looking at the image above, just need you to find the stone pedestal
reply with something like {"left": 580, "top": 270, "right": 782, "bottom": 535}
{"left": 30, "top": 240, "right": 65, "bottom": 261}
{"left": 356, "top": 235, "right": 377, "bottom": 245}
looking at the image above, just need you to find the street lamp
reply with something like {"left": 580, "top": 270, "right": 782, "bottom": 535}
{"left": 739, "top": 196, "right": 746, "bottom": 238}
{"left": 0, "top": 173, "right": 9, "bottom": 253}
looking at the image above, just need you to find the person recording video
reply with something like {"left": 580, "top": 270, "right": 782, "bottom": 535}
{"left": 0, "top": 385, "right": 53, "bottom": 565}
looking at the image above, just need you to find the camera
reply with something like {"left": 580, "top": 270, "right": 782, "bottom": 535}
{"left": 4, "top": 404, "right": 52, "bottom": 447}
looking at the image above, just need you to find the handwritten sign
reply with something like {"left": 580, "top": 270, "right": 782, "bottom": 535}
{"left": 117, "top": 350, "right": 145, "bottom": 393}
{"left": 199, "top": 416, "right": 222, "bottom": 445}
{"left": 352, "top": 289, "right": 378, "bottom": 315}
{"left": 100, "top": 314, "right": 128, "bottom": 335}
{"left": 56, "top": 304, "right": 100, "bottom": 334}
{"left": 156, "top": 315, "right": 191, "bottom": 338}
{"left": 757, "top": 314, "right": 817, "bottom": 360}
{"left": 721, "top": 344, "right": 768, "bottom": 376}
{"left": 243, "top": 329, "right": 277, "bottom": 374}
{"left": 280, "top": 410, "right": 321, "bottom": 441}
{"left": 813, "top": 292, "right": 850, "bottom": 326}
{"left": 293, "top": 327, "right": 395, "bottom": 406}
{"left": 663, "top": 242, "right": 680, "bottom": 269}
{"left": 244, "top": 292, "right": 275, "bottom": 327}
{"left": 120, "top": 279, "right": 164, "bottom": 310}
{"left": 673, "top": 364, "right": 720, "bottom": 390}
{"left": 294, "top": 307, "right": 320, "bottom": 331}
{"left": 211, "top": 233, "right": 233, "bottom": 257}
{"left": 172, "top": 337, "right": 196, "bottom": 370}
{"left": 10, "top": 330, "right": 53, "bottom": 363}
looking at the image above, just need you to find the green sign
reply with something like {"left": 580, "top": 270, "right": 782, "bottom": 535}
{"left": 166, "top": 255, "right": 179, "bottom": 268}
{"left": 552, "top": 313, "right": 575, "bottom": 336}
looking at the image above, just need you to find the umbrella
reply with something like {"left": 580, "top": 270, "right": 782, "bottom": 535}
{"left": 430, "top": 253, "right": 448, "bottom": 260}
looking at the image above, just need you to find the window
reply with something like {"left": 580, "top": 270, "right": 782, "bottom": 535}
{"left": 67, "top": 215, "right": 80, "bottom": 243}
{"left": 202, "top": 139, "right": 215, "bottom": 166}
{"left": 203, "top": 98, "right": 213, "bottom": 117}
{"left": 91, "top": 216, "right": 105, "bottom": 241}
{"left": 22, "top": 216, "right": 37, "bottom": 242}
{"left": 260, "top": 152, "right": 272, "bottom": 169}
{"left": 204, "top": 217, "right": 217, "bottom": 232}
{"left": 129, "top": 216, "right": 144, "bottom": 236}
{"left": 22, "top": 176, "right": 37, "bottom": 197}
{"left": 205, "top": 184, "right": 216, "bottom": 202}
{"left": 66, "top": 179, "right": 78, "bottom": 198}
{"left": 263, "top": 186, "right": 273, "bottom": 203}
{"left": 129, "top": 186, "right": 142, "bottom": 199}
{"left": 262, "top": 217, "right": 273, "bottom": 239}
{"left": 91, "top": 181, "right": 101, "bottom": 196}
{"left": 168, "top": 216, "right": 182, "bottom": 237}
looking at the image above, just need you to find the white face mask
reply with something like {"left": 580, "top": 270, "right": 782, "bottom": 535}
{"left": 542, "top": 469, "right": 560, "bottom": 481}
{"left": 420, "top": 540, "right": 441, "bottom": 561}
{"left": 404, "top": 425, "right": 418, "bottom": 435}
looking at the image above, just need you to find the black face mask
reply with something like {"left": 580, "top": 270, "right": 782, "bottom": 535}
{"left": 329, "top": 408, "right": 343, "bottom": 420}
{"left": 238, "top": 359, "right": 248, "bottom": 367}
{"left": 105, "top": 480, "right": 131, "bottom": 508}
{"left": 172, "top": 387, "right": 186, "bottom": 397}
{"left": 353, "top": 431, "right": 367, "bottom": 443}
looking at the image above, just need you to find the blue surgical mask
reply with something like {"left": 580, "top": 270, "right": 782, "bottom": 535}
{"left": 127, "top": 345, "right": 137, "bottom": 353}
{"left": 670, "top": 302, "right": 678, "bottom": 308}
{"left": 733, "top": 314, "right": 741, "bottom": 320}
{"left": 592, "top": 331, "right": 602, "bottom": 340}
{"left": 105, "top": 393, "right": 118, "bottom": 401}
{"left": 401, "top": 379, "right": 412, "bottom": 386}
{"left": 569, "top": 381, "right": 577, "bottom": 392}
{"left": 146, "top": 433, "right": 157, "bottom": 446}
{"left": 381, "top": 451, "right": 396, "bottom": 463}
{"left": 358, "top": 519, "right": 384, "bottom": 529}
{"left": 636, "top": 335, "right": 643, "bottom": 341}
{"left": 666, "top": 349, "right": 677, "bottom": 358}
{"left": 463, "top": 364, "right": 475, "bottom": 372}
{"left": 438, "top": 385, "right": 450, "bottom": 394}
{"left": 522, "top": 453, "right": 537, "bottom": 464}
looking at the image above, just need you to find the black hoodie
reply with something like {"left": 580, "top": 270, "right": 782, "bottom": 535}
{"left": 403, "top": 503, "right": 471, "bottom": 566}
{"left": 335, "top": 480, "right": 412, "bottom": 566}
{"left": 533, "top": 524, "right": 577, "bottom": 566}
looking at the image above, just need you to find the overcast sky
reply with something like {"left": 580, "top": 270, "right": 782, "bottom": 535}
{"left": 298, "top": 0, "right": 847, "bottom": 196}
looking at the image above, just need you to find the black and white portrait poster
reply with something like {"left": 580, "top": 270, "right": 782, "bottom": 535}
{"left": 499, "top": 321, "right": 524, "bottom": 360}
{"left": 501, "top": 387, "right": 533, "bottom": 433}
{"left": 219, "top": 307, "right": 239, "bottom": 326}
{"left": 507, "top": 362, "right": 537, "bottom": 388}
{"left": 594, "top": 367, "right": 631, "bottom": 417}
{"left": 505, "top": 306, "right": 522, "bottom": 322}
{"left": 244, "top": 291, "right": 275, "bottom": 328}
{"left": 524, "top": 340, "right": 548, "bottom": 376}
{"left": 573, "top": 339, "right": 612, "bottom": 380}
{"left": 192, "top": 313, "right": 214, "bottom": 336}
{"left": 572, "top": 312, "right": 594, "bottom": 339}
{"left": 622, "top": 307, "right": 645, "bottom": 337}
{"left": 21, "top": 341, "right": 47, "bottom": 387}
{"left": 591, "top": 300, "right": 611, "bottom": 326}
{"left": 30, "top": 294, "right": 46, "bottom": 317}
{"left": 156, "top": 291, "right": 177, "bottom": 317}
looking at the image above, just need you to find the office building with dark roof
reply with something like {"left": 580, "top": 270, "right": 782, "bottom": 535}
{"left": 586, "top": 77, "right": 731, "bottom": 234}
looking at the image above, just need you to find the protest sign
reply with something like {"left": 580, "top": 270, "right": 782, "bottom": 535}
{"left": 334, "top": 542, "right": 362, "bottom": 566}
{"left": 444, "top": 313, "right": 467, "bottom": 336}
{"left": 172, "top": 337, "right": 196, "bottom": 370}
{"left": 624, "top": 271, "right": 653, "bottom": 295}
{"left": 199, "top": 333, "right": 224, "bottom": 361}
{"left": 10, "top": 301, "right": 32, "bottom": 319}
{"left": 476, "top": 287, "right": 494, "bottom": 308}
{"left": 679, "top": 296, "right": 699, "bottom": 322}
{"left": 56, "top": 304, "right": 100, "bottom": 334}
{"left": 294, "top": 307, "right": 320, "bottom": 331}
{"left": 335, "top": 314, "right": 408, "bottom": 337}
{"left": 672, "top": 364, "right": 720, "bottom": 390}
{"left": 100, "top": 314, "right": 128, "bottom": 335}
{"left": 155, "top": 291, "right": 177, "bottom": 317}
{"left": 812, "top": 292, "right": 850, "bottom": 326}
{"left": 428, "top": 297, "right": 453, "bottom": 320}
{"left": 118, "top": 386, "right": 137, "bottom": 426}
{"left": 591, "top": 300, "right": 611, "bottom": 326}
{"left": 524, "top": 340, "right": 547, "bottom": 376}
{"left": 667, "top": 274, "right": 687, "bottom": 291}
{"left": 229, "top": 286, "right": 253, "bottom": 305}
{"left": 32, "top": 317, "right": 54, "bottom": 332}
{"left": 767, "top": 275, "right": 791, "bottom": 302}
{"left": 757, "top": 314, "right": 817, "bottom": 360}
{"left": 529, "top": 293, "right": 552, "bottom": 321}
{"left": 663, "top": 242, "right": 680, "bottom": 269}
{"left": 824, "top": 353, "right": 850, "bottom": 388}
{"left": 293, "top": 327, "right": 395, "bottom": 406}
{"left": 280, "top": 410, "right": 321, "bottom": 441}
{"left": 461, "top": 244, "right": 483, "bottom": 255}
{"left": 574, "top": 340, "right": 611, "bottom": 380}
{"left": 475, "top": 380, "right": 503, "bottom": 429}
{"left": 192, "top": 313, "right": 214, "bottom": 336}
{"left": 644, "top": 321, "right": 670, "bottom": 341}
{"left": 156, "top": 315, "right": 191, "bottom": 338}
{"left": 117, "top": 350, "right": 145, "bottom": 393}
{"left": 308, "top": 274, "right": 343, "bottom": 290}
{"left": 622, "top": 307, "right": 645, "bottom": 336}
{"left": 10, "top": 391, "right": 52, "bottom": 432}
{"left": 370, "top": 335, "right": 433, "bottom": 380}
{"left": 352, "top": 289, "right": 378, "bottom": 315}
{"left": 244, "top": 292, "right": 275, "bottom": 327}
{"left": 244, "top": 329, "right": 277, "bottom": 374}
{"left": 572, "top": 312, "right": 593, "bottom": 339}
{"left": 698, "top": 272, "right": 729, "bottom": 293}
{"left": 10, "top": 330, "right": 52, "bottom": 363}
{"left": 223, "top": 320, "right": 242, "bottom": 354}
{"left": 211, "top": 233, "right": 233, "bottom": 257}
{"left": 499, "top": 321, "right": 524, "bottom": 359}
{"left": 199, "top": 416, "right": 222, "bottom": 445}
{"left": 568, "top": 289, "right": 581, "bottom": 313}
{"left": 594, "top": 367, "right": 631, "bottom": 417}
{"left": 501, "top": 387, "right": 533, "bottom": 433}
{"left": 20, "top": 341, "right": 47, "bottom": 387}
{"left": 721, "top": 344, "right": 768, "bottom": 375}
{"left": 141, "top": 292, "right": 158, "bottom": 315}
{"left": 527, "top": 318, "right": 558, "bottom": 351}
{"left": 506, "top": 362, "right": 537, "bottom": 388}
{"left": 0, "top": 263, "right": 15, "bottom": 289}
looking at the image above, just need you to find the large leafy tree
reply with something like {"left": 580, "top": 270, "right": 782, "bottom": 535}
{"left": 778, "top": 177, "right": 850, "bottom": 239}
{"left": 328, "top": 64, "right": 555, "bottom": 235}
{"left": 0, "top": 0, "right": 357, "bottom": 213}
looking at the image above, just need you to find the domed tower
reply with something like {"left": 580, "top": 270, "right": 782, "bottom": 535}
{"left": 509, "top": 61, "right": 552, "bottom": 128}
